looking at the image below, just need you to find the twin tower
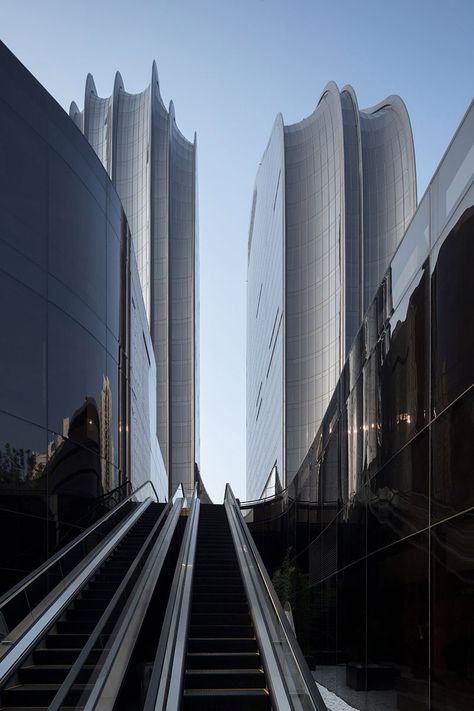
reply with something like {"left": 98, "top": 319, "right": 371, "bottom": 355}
{"left": 247, "top": 83, "right": 416, "bottom": 500}
{"left": 71, "top": 67, "right": 416, "bottom": 502}
{"left": 70, "top": 63, "right": 199, "bottom": 498}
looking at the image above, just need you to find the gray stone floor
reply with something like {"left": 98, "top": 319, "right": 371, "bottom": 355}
{"left": 313, "top": 666, "right": 398, "bottom": 711}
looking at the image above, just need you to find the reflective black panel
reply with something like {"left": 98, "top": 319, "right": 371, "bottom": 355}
{"left": 368, "top": 430, "right": 429, "bottom": 552}
{"left": 432, "top": 385, "right": 474, "bottom": 523}
{"left": 0, "top": 41, "right": 129, "bottom": 595}
{"left": 380, "top": 264, "right": 429, "bottom": 464}
{"left": 432, "top": 208, "right": 474, "bottom": 414}
{"left": 49, "top": 151, "right": 107, "bottom": 322}
{"left": 0, "top": 271, "right": 47, "bottom": 426}
{"left": 48, "top": 304, "right": 107, "bottom": 441}
{"left": 431, "top": 512, "right": 474, "bottom": 710}
{"left": 0, "top": 98, "right": 48, "bottom": 263}
{"left": 337, "top": 487, "right": 366, "bottom": 569}
{"left": 337, "top": 560, "right": 367, "bottom": 709}
{"left": 0, "top": 411, "right": 49, "bottom": 595}
{"left": 367, "top": 533, "right": 429, "bottom": 710}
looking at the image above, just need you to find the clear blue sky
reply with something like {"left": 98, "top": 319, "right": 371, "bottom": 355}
{"left": 1, "top": 0, "right": 472, "bottom": 502}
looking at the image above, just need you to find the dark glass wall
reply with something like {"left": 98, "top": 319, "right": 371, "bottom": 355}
{"left": 244, "top": 104, "right": 474, "bottom": 710}
{"left": 0, "top": 42, "right": 129, "bottom": 594}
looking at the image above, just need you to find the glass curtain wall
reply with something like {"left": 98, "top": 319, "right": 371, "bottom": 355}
{"left": 0, "top": 42, "right": 127, "bottom": 594}
{"left": 243, "top": 102, "right": 474, "bottom": 711}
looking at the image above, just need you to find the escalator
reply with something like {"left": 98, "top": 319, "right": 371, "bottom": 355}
{"left": 1, "top": 504, "right": 163, "bottom": 709}
{"left": 183, "top": 504, "right": 269, "bottom": 710}
{"left": 0, "top": 484, "right": 327, "bottom": 711}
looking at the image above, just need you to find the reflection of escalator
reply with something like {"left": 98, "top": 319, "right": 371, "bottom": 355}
{"left": 183, "top": 504, "right": 270, "bottom": 710}
{"left": 0, "top": 504, "right": 164, "bottom": 709}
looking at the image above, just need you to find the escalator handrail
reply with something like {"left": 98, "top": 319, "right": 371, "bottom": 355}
{"left": 0, "top": 497, "right": 155, "bottom": 684}
{"left": 143, "top": 483, "right": 200, "bottom": 711}
{"left": 225, "top": 483, "right": 327, "bottom": 711}
{"left": 0, "top": 479, "right": 161, "bottom": 614}
{"left": 47, "top": 496, "right": 184, "bottom": 711}
{"left": 82, "top": 496, "right": 184, "bottom": 711}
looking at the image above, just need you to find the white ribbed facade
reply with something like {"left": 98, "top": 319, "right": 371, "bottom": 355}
{"left": 247, "top": 83, "right": 416, "bottom": 500}
{"left": 71, "top": 64, "right": 199, "bottom": 498}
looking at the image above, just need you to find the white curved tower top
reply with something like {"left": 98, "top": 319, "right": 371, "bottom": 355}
{"left": 247, "top": 83, "right": 416, "bottom": 499}
{"left": 71, "top": 67, "right": 199, "bottom": 499}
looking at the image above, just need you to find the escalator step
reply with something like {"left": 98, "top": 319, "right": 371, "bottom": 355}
{"left": 19, "top": 664, "right": 96, "bottom": 684}
{"left": 186, "top": 652, "right": 261, "bottom": 669}
{"left": 2, "top": 684, "right": 91, "bottom": 706}
{"left": 192, "top": 601, "right": 248, "bottom": 613}
{"left": 45, "top": 633, "right": 93, "bottom": 648}
{"left": 187, "top": 637, "right": 258, "bottom": 653}
{"left": 191, "top": 613, "right": 251, "bottom": 626}
{"left": 190, "top": 625, "right": 254, "bottom": 638}
{"left": 33, "top": 649, "right": 101, "bottom": 665}
{"left": 182, "top": 688, "right": 270, "bottom": 711}
{"left": 191, "top": 592, "right": 247, "bottom": 604}
{"left": 184, "top": 669, "right": 266, "bottom": 689}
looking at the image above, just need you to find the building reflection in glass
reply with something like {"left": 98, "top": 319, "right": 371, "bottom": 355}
{"left": 243, "top": 102, "right": 474, "bottom": 710}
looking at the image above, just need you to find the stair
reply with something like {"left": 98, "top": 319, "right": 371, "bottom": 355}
{"left": 182, "top": 504, "right": 271, "bottom": 711}
{"left": 0, "top": 503, "right": 164, "bottom": 711}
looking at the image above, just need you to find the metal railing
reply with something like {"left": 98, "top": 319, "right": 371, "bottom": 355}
{"left": 225, "top": 484, "right": 327, "bottom": 711}
{"left": 0, "top": 480, "right": 160, "bottom": 642}
{"left": 143, "top": 483, "right": 200, "bottom": 711}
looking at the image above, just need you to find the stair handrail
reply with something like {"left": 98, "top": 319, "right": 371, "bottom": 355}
{"left": 47, "top": 495, "right": 184, "bottom": 711}
{"left": 225, "top": 483, "right": 327, "bottom": 711}
{"left": 0, "top": 479, "right": 161, "bottom": 638}
{"left": 143, "top": 483, "right": 200, "bottom": 711}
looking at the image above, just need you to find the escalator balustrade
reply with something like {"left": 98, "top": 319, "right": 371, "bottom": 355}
{"left": 0, "top": 503, "right": 163, "bottom": 710}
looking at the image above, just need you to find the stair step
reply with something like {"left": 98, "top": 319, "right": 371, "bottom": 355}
{"left": 187, "top": 652, "right": 261, "bottom": 669}
{"left": 191, "top": 613, "right": 250, "bottom": 626}
{"left": 46, "top": 633, "right": 92, "bottom": 649}
{"left": 185, "top": 669, "right": 266, "bottom": 689}
{"left": 192, "top": 581, "right": 243, "bottom": 589}
{"left": 192, "top": 592, "right": 247, "bottom": 603}
{"left": 33, "top": 649, "right": 101, "bottom": 665}
{"left": 183, "top": 688, "right": 270, "bottom": 711}
{"left": 188, "top": 637, "right": 258, "bottom": 653}
{"left": 56, "top": 620, "right": 114, "bottom": 635}
{"left": 193, "top": 601, "right": 248, "bottom": 614}
{"left": 2, "top": 684, "right": 90, "bottom": 706}
{"left": 190, "top": 625, "right": 254, "bottom": 638}
{"left": 19, "top": 665, "right": 96, "bottom": 684}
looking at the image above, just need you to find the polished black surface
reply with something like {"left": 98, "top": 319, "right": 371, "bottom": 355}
{"left": 432, "top": 208, "right": 474, "bottom": 415}
{"left": 431, "top": 512, "right": 474, "bottom": 710}
{"left": 0, "top": 41, "right": 129, "bottom": 595}
{"left": 244, "top": 187, "right": 474, "bottom": 709}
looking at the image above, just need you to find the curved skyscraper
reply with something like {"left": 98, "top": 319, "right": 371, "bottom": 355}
{"left": 71, "top": 64, "right": 199, "bottom": 498}
{"left": 247, "top": 82, "right": 416, "bottom": 500}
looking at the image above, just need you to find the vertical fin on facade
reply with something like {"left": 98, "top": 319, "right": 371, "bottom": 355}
{"left": 69, "top": 100, "right": 83, "bottom": 131}
{"left": 247, "top": 82, "right": 417, "bottom": 498}
{"left": 73, "top": 66, "right": 199, "bottom": 502}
